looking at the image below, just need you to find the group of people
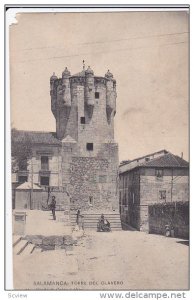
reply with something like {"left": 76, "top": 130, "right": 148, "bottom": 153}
{"left": 48, "top": 197, "right": 85, "bottom": 229}
{"left": 49, "top": 197, "right": 111, "bottom": 232}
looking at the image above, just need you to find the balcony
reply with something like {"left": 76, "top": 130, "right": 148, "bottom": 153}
{"left": 17, "top": 170, "right": 29, "bottom": 184}
{"left": 18, "top": 169, "right": 29, "bottom": 176}
{"left": 39, "top": 169, "right": 51, "bottom": 176}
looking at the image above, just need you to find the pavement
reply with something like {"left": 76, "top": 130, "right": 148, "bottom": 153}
{"left": 13, "top": 230, "right": 189, "bottom": 290}
{"left": 13, "top": 209, "right": 72, "bottom": 236}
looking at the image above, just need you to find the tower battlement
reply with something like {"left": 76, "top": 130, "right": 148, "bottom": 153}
{"left": 50, "top": 66, "right": 117, "bottom": 141}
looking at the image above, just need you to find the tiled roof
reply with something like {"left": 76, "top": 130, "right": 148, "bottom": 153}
{"left": 62, "top": 135, "right": 77, "bottom": 143}
{"left": 141, "top": 153, "right": 189, "bottom": 168}
{"left": 16, "top": 182, "right": 42, "bottom": 190}
{"left": 119, "top": 151, "right": 189, "bottom": 174}
{"left": 121, "top": 149, "right": 168, "bottom": 166}
{"left": 119, "top": 149, "right": 168, "bottom": 173}
{"left": 12, "top": 130, "right": 61, "bottom": 145}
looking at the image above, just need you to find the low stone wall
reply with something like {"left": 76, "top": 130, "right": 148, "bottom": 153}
{"left": 148, "top": 201, "right": 189, "bottom": 239}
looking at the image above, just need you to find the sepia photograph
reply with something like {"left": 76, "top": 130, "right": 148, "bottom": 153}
{"left": 7, "top": 6, "right": 189, "bottom": 291}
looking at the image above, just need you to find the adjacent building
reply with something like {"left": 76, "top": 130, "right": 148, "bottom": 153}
{"left": 119, "top": 150, "right": 189, "bottom": 232}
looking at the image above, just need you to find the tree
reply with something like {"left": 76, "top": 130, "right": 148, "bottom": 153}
{"left": 12, "top": 128, "right": 34, "bottom": 209}
{"left": 11, "top": 128, "right": 32, "bottom": 173}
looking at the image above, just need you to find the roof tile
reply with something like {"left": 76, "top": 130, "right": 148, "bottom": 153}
{"left": 141, "top": 153, "right": 189, "bottom": 168}
{"left": 12, "top": 130, "right": 61, "bottom": 145}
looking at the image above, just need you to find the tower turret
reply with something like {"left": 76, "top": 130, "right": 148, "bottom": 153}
{"left": 62, "top": 67, "right": 71, "bottom": 108}
{"left": 50, "top": 68, "right": 72, "bottom": 140}
{"left": 50, "top": 73, "right": 58, "bottom": 118}
{"left": 85, "top": 66, "right": 95, "bottom": 118}
{"left": 105, "top": 70, "right": 117, "bottom": 122}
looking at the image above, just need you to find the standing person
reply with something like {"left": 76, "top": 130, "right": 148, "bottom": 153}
{"left": 81, "top": 215, "right": 85, "bottom": 230}
{"left": 50, "top": 196, "right": 56, "bottom": 220}
{"left": 99, "top": 213, "right": 105, "bottom": 231}
{"left": 76, "top": 209, "right": 81, "bottom": 229}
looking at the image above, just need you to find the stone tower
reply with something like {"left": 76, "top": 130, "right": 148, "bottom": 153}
{"left": 50, "top": 65, "right": 119, "bottom": 213}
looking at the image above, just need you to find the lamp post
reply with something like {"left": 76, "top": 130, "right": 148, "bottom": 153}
{"left": 30, "top": 157, "right": 33, "bottom": 210}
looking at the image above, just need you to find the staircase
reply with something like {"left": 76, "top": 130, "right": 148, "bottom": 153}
{"left": 13, "top": 235, "right": 41, "bottom": 255}
{"left": 70, "top": 212, "right": 122, "bottom": 231}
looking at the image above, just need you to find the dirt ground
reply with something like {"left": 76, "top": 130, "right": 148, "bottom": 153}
{"left": 13, "top": 230, "right": 189, "bottom": 290}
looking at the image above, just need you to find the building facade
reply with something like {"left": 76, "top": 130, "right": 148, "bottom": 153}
{"left": 119, "top": 150, "right": 189, "bottom": 232}
{"left": 12, "top": 66, "right": 119, "bottom": 214}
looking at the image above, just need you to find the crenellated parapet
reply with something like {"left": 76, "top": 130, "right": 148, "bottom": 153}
{"left": 50, "top": 65, "right": 117, "bottom": 140}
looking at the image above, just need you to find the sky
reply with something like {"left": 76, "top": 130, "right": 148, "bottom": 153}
{"left": 10, "top": 10, "right": 189, "bottom": 162}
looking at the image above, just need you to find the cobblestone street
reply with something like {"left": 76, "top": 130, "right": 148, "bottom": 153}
{"left": 14, "top": 230, "right": 189, "bottom": 290}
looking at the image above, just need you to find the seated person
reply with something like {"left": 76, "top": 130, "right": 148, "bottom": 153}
{"left": 104, "top": 219, "right": 110, "bottom": 227}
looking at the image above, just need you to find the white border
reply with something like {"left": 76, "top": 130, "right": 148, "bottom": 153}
{"left": 2, "top": 2, "right": 192, "bottom": 300}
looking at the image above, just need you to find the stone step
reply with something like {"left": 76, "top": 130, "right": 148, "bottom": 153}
{"left": 13, "top": 239, "right": 29, "bottom": 255}
{"left": 86, "top": 228, "right": 122, "bottom": 231}
{"left": 80, "top": 226, "right": 122, "bottom": 230}
{"left": 13, "top": 235, "right": 22, "bottom": 247}
{"left": 21, "top": 243, "right": 36, "bottom": 255}
{"left": 70, "top": 213, "right": 121, "bottom": 216}
{"left": 71, "top": 220, "right": 121, "bottom": 224}
{"left": 70, "top": 212, "right": 122, "bottom": 230}
{"left": 71, "top": 217, "right": 121, "bottom": 221}
{"left": 73, "top": 223, "right": 122, "bottom": 226}
{"left": 71, "top": 216, "right": 121, "bottom": 219}
{"left": 72, "top": 224, "right": 122, "bottom": 230}
{"left": 57, "top": 217, "right": 71, "bottom": 222}
{"left": 83, "top": 223, "right": 121, "bottom": 226}
{"left": 80, "top": 221, "right": 121, "bottom": 224}
{"left": 71, "top": 216, "right": 121, "bottom": 220}
{"left": 71, "top": 215, "right": 121, "bottom": 218}
{"left": 33, "top": 246, "right": 42, "bottom": 254}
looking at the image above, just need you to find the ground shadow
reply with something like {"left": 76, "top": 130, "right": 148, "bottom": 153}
{"left": 176, "top": 240, "right": 189, "bottom": 246}
{"left": 121, "top": 223, "right": 137, "bottom": 231}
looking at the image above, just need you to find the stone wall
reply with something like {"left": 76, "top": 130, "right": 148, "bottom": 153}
{"left": 119, "top": 169, "right": 140, "bottom": 228}
{"left": 64, "top": 82, "right": 79, "bottom": 141}
{"left": 77, "top": 83, "right": 114, "bottom": 151}
{"left": 60, "top": 139, "right": 119, "bottom": 212}
{"left": 15, "top": 190, "right": 42, "bottom": 210}
{"left": 140, "top": 168, "right": 189, "bottom": 205}
{"left": 69, "top": 156, "right": 118, "bottom": 212}
{"left": 25, "top": 234, "right": 75, "bottom": 251}
{"left": 15, "top": 189, "right": 70, "bottom": 211}
{"left": 139, "top": 167, "right": 189, "bottom": 232}
{"left": 148, "top": 201, "right": 189, "bottom": 239}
